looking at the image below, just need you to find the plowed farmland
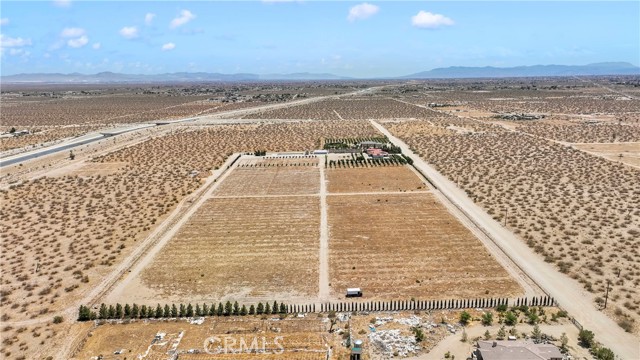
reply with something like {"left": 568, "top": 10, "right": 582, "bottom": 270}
{"left": 327, "top": 193, "right": 522, "bottom": 300}
{"left": 326, "top": 166, "right": 427, "bottom": 193}
{"left": 214, "top": 158, "right": 319, "bottom": 197}
{"left": 140, "top": 196, "right": 320, "bottom": 301}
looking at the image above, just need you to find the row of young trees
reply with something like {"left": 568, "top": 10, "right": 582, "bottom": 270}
{"left": 78, "top": 301, "right": 289, "bottom": 321}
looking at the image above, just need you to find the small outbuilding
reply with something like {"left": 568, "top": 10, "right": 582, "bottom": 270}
{"left": 475, "top": 340, "right": 564, "bottom": 360}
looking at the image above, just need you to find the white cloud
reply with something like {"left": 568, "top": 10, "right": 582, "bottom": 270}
{"left": 411, "top": 11, "right": 454, "bottom": 29}
{"left": 0, "top": 18, "right": 9, "bottom": 26}
{"left": 61, "top": 27, "right": 85, "bottom": 38}
{"left": 347, "top": 3, "right": 379, "bottom": 22}
{"left": 119, "top": 26, "right": 139, "bottom": 39}
{"left": 145, "top": 13, "right": 156, "bottom": 26}
{"left": 92, "top": 42, "right": 101, "bottom": 49}
{"left": 161, "top": 42, "right": 175, "bottom": 51}
{"left": 67, "top": 35, "right": 88, "bottom": 48}
{"left": 0, "top": 34, "right": 31, "bottom": 57}
{"left": 0, "top": 34, "right": 32, "bottom": 48}
{"left": 9, "top": 48, "right": 25, "bottom": 56}
{"left": 53, "top": 0, "right": 71, "bottom": 7}
{"left": 170, "top": 10, "right": 195, "bottom": 29}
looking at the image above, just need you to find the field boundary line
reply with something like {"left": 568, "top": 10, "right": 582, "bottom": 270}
{"left": 318, "top": 158, "right": 330, "bottom": 301}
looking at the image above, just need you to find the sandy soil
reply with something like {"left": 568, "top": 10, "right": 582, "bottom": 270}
{"left": 373, "top": 120, "right": 640, "bottom": 359}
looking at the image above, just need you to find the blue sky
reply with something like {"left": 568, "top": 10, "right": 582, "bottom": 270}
{"left": 1, "top": 1, "right": 638, "bottom": 77}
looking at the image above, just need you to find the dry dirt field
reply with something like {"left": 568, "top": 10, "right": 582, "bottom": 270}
{"left": 572, "top": 142, "right": 640, "bottom": 168}
{"left": 140, "top": 195, "right": 320, "bottom": 301}
{"left": 327, "top": 166, "right": 426, "bottom": 193}
{"left": 327, "top": 192, "right": 522, "bottom": 300}
{"left": 0, "top": 120, "right": 382, "bottom": 329}
{"left": 214, "top": 157, "right": 319, "bottom": 197}
{"left": 72, "top": 316, "right": 330, "bottom": 360}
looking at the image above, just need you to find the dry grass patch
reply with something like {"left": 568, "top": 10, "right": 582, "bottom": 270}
{"left": 141, "top": 196, "right": 320, "bottom": 301}
{"left": 328, "top": 193, "right": 522, "bottom": 300}
{"left": 215, "top": 158, "right": 319, "bottom": 197}
{"left": 573, "top": 142, "right": 640, "bottom": 168}
{"left": 327, "top": 166, "right": 427, "bottom": 193}
{"left": 73, "top": 317, "right": 329, "bottom": 360}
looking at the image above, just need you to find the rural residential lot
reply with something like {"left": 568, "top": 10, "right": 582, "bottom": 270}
{"left": 0, "top": 77, "right": 638, "bottom": 359}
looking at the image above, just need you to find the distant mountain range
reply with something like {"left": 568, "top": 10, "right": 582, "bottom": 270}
{"left": 0, "top": 71, "right": 351, "bottom": 83}
{"left": 402, "top": 62, "right": 640, "bottom": 79}
{"left": 1, "top": 62, "right": 638, "bottom": 83}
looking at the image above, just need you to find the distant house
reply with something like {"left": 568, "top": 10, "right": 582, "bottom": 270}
{"left": 475, "top": 340, "right": 564, "bottom": 360}
{"left": 366, "top": 148, "right": 389, "bottom": 159}
{"left": 358, "top": 141, "right": 384, "bottom": 149}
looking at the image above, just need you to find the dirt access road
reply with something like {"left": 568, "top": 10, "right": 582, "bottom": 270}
{"left": 372, "top": 120, "right": 639, "bottom": 359}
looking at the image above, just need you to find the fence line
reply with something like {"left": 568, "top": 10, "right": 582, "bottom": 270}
{"left": 287, "top": 296, "right": 556, "bottom": 314}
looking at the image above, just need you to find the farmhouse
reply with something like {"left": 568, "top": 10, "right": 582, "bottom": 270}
{"left": 475, "top": 340, "right": 564, "bottom": 360}
{"left": 366, "top": 148, "right": 389, "bottom": 158}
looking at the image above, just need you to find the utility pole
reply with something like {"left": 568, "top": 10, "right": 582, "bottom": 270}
{"left": 603, "top": 279, "right": 612, "bottom": 309}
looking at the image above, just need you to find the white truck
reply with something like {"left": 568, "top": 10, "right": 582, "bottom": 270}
{"left": 346, "top": 288, "right": 363, "bottom": 298}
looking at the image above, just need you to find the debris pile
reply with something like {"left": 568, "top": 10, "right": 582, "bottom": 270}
{"left": 368, "top": 329, "right": 420, "bottom": 357}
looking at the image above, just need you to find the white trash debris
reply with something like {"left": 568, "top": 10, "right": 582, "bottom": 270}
{"left": 368, "top": 329, "right": 420, "bottom": 358}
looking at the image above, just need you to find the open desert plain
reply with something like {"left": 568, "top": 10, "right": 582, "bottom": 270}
{"left": 1, "top": 2, "right": 640, "bottom": 358}
{"left": 1, "top": 76, "right": 638, "bottom": 360}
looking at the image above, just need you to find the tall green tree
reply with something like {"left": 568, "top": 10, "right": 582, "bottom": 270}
{"left": 195, "top": 304, "right": 202, "bottom": 317}
{"left": 272, "top": 301, "right": 278, "bottom": 314}
{"left": 115, "top": 304, "right": 123, "bottom": 319}
{"left": 179, "top": 304, "right": 186, "bottom": 317}
{"left": 265, "top": 303, "right": 271, "bottom": 315}
{"left": 233, "top": 301, "right": 240, "bottom": 316}
{"left": 99, "top": 304, "right": 108, "bottom": 319}
{"left": 217, "top": 303, "right": 224, "bottom": 316}
{"left": 124, "top": 304, "right": 132, "bottom": 318}
{"left": 186, "top": 304, "right": 194, "bottom": 317}
{"left": 531, "top": 324, "right": 542, "bottom": 342}
{"left": 249, "top": 305, "right": 255, "bottom": 315}
{"left": 240, "top": 305, "right": 248, "bottom": 316}
{"left": 131, "top": 304, "right": 139, "bottom": 318}
{"left": 164, "top": 305, "right": 170, "bottom": 318}
{"left": 202, "top": 304, "right": 209, "bottom": 316}
{"left": 155, "top": 304, "right": 163, "bottom": 318}
{"left": 139, "top": 305, "right": 146, "bottom": 318}
{"left": 171, "top": 304, "right": 178, "bottom": 318}
{"left": 224, "top": 301, "right": 232, "bottom": 316}
{"left": 257, "top": 302, "right": 264, "bottom": 315}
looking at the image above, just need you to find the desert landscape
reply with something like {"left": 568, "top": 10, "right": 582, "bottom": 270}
{"left": 1, "top": 77, "right": 639, "bottom": 360}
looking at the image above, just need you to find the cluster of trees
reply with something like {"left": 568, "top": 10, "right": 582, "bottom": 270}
{"left": 578, "top": 329, "right": 615, "bottom": 360}
{"left": 494, "top": 304, "right": 552, "bottom": 326}
{"left": 253, "top": 150, "right": 267, "bottom": 156}
{"left": 78, "top": 301, "right": 289, "bottom": 322}
{"left": 458, "top": 305, "right": 568, "bottom": 330}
